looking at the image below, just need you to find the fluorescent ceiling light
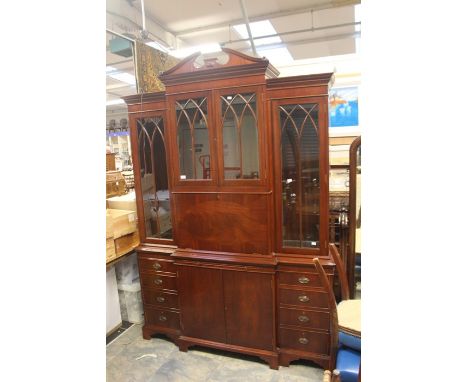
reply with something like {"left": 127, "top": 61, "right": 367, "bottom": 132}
{"left": 168, "top": 43, "right": 221, "bottom": 58}
{"left": 146, "top": 41, "right": 170, "bottom": 53}
{"left": 106, "top": 66, "right": 117, "bottom": 73}
{"left": 233, "top": 20, "right": 281, "bottom": 46}
{"left": 257, "top": 47, "right": 293, "bottom": 64}
{"left": 108, "top": 71, "right": 136, "bottom": 85}
{"left": 106, "top": 99, "right": 125, "bottom": 106}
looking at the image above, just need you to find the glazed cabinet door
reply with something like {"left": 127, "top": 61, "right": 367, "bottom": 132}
{"left": 131, "top": 114, "right": 174, "bottom": 244}
{"left": 177, "top": 265, "right": 226, "bottom": 343}
{"left": 224, "top": 270, "right": 275, "bottom": 351}
{"left": 272, "top": 98, "right": 329, "bottom": 256}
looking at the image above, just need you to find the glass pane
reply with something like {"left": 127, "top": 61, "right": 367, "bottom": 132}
{"left": 136, "top": 117, "right": 172, "bottom": 239}
{"left": 221, "top": 93, "right": 259, "bottom": 179}
{"left": 176, "top": 97, "right": 210, "bottom": 180}
{"left": 279, "top": 104, "right": 320, "bottom": 248}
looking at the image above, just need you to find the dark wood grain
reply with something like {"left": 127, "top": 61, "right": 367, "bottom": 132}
{"left": 173, "top": 193, "right": 270, "bottom": 254}
{"left": 224, "top": 270, "right": 275, "bottom": 350}
{"left": 177, "top": 265, "right": 226, "bottom": 343}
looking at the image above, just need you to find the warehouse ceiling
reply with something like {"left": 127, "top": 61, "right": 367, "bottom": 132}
{"left": 106, "top": 0, "right": 361, "bottom": 111}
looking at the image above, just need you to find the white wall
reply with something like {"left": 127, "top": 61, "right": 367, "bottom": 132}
{"left": 106, "top": 266, "right": 122, "bottom": 334}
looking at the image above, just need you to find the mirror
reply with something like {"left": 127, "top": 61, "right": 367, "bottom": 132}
{"left": 348, "top": 136, "right": 361, "bottom": 298}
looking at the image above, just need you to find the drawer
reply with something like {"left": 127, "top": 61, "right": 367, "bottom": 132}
{"left": 279, "top": 307, "right": 329, "bottom": 331}
{"left": 142, "top": 290, "right": 179, "bottom": 309}
{"left": 144, "top": 307, "right": 180, "bottom": 330}
{"left": 279, "top": 327, "right": 329, "bottom": 355}
{"left": 140, "top": 273, "right": 177, "bottom": 291}
{"left": 278, "top": 288, "right": 329, "bottom": 309}
{"left": 278, "top": 271, "right": 321, "bottom": 288}
{"left": 139, "top": 257, "right": 175, "bottom": 274}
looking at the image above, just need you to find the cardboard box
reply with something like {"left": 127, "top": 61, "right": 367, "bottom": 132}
{"left": 107, "top": 191, "right": 137, "bottom": 212}
{"left": 106, "top": 171, "right": 126, "bottom": 198}
{"left": 106, "top": 209, "right": 137, "bottom": 239}
{"left": 114, "top": 231, "right": 140, "bottom": 257}
{"left": 106, "top": 237, "right": 116, "bottom": 262}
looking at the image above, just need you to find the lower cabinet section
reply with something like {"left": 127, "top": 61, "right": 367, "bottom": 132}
{"left": 177, "top": 262, "right": 276, "bottom": 352}
{"left": 137, "top": 248, "right": 335, "bottom": 371}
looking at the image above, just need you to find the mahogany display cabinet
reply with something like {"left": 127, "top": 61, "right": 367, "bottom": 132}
{"left": 123, "top": 48, "right": 336, "bottom": 370}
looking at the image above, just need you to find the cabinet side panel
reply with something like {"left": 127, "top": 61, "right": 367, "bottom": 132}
{"left": 177, "top": 265, "right": 226, "bottom": 343}
{"left": 173, "top": 193, "right": 270, "bottom": 254}
{"left": 223, "top": 270, "right": 275, "bottom": 351}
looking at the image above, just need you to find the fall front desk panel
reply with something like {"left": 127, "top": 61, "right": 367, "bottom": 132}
{"left": 137, "top": 249, "right": 335, "bottom": 370}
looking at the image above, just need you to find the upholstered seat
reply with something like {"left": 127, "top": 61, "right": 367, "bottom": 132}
{"left": 338, "top": 299, "right": 361, "bottom": 342}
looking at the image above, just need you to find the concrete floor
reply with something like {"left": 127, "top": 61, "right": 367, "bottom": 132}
{"left": 106, "top": 324, "right": 325, "bottom": 382}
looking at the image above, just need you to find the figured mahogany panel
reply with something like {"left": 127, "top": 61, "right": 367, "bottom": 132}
{"left": 174, "top": 193, "right": 270, "bottom": 254}
{"left": 224, "top": 270, "right": 275, "bottom": 351}
{"left": 177, "top": 265, "right": 226, "bottom": 343}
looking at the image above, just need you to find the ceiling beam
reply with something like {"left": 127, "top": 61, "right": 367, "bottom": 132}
{"left": 220, "top": 21, "right": 360, "bottom": 46}
{"left": 174, "top": 0, "right": 360, "bottom": 36}
{"left": 236, "top": 31, "right": 361, "bottom": 54}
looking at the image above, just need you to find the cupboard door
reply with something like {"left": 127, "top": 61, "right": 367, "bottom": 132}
{"left": 135, "top": 116, "right": 173, "bottom": 241}
{"left": 177, "top": 265, "right": 226, "bottom": 343}
{"left": 223, "top": 270, "right": 275, "bottom": 351}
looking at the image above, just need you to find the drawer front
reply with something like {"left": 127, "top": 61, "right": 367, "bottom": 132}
{"left": 140, "top": 273, "right": 177, "bottom": 291}
{"left": 144, "top": 307, "right": 180, "bottom": 330}
{"left": 279, "top": 288, "right": 329, "bottom": 309}
{"left": 279, "top": 307, "right": 329, "bottom": 331}
{"left": 142, "top": 290, "right": 179, "bottom": 309}
{"left": 278, "top": 271, "right": 321, "bottom": 288}
{"left": 279, "top": 327, "right": 329, "bottom": 355}
{"left": 139, "top": 257, "right": 175, "bottom": 274}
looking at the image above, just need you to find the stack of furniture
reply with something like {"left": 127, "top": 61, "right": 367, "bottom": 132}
{"left": 123, "top": 48, "right": 337, "bottom": 370}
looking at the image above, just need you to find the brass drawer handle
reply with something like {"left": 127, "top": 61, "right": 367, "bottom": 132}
{"left": 153, "top": 262, "right": 162, "bottom": 270}
{"left": 298, "top": 295, "right": 309, "bottom": 302}
{"left": 298, "top": 315, "right": 310, "bottom": 323}
{"left": 156, "top": 296, "right": 165, "bottom": 303}
{"left": 298, "top": 337, "right": 309, "bottom": 345}
{"left": 158, "top": 315, "right": 167, "bottom": 322}
{"left": 154, "top": 278, "right": 163, "bottom": 285}
{"left": 298, "top": 276, "right": 310, "bottom": 284}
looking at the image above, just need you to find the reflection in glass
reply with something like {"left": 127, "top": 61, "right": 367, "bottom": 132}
{"left": 279, "top": 104, "right": 320, "bottom": 248}
{"left": 221, "top": 93, "right": 259, "bottom": 179}
{"left": 176, "top": 97, "right": 210, "bottom": 180}
{"left": 137, "top": 117, "right": 172, "bottom": 239}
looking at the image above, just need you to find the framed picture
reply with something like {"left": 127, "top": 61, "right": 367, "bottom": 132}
{"left": 329, "top": 86, "right": 359, "bottom": 136}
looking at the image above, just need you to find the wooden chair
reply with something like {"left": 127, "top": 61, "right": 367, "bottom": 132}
{"left": 313, "top": 246, "right": 361, "bottom": 382}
